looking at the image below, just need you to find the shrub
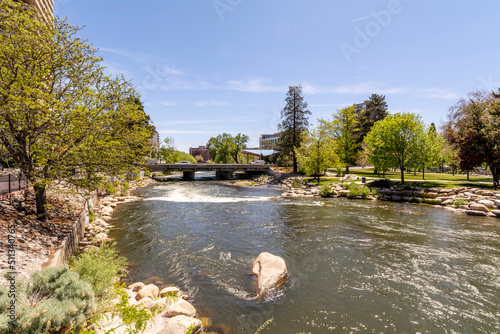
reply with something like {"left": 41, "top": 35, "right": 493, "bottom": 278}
{"left": 0, "top": 267, "right": 96, "bottom": 334}
{"left": 371, "top": 189, "right": 380, "bottom": 199}
{"left": 291, "top": 179, "right": 303, "bottom": 188}
{"left": 319, "top": 184, "right": 332, "bottom": 197}
{"left": 453, "top": 198, "right": 468, "bottom": 208}
{"left": 347, "top": 183, "right": 360, "bottom": 199}
{"left": 70, "top": 242, "right": 127, "bottom": 301}
{"left": 422, "top": 198, "right": 440, "bottom": 205}
{"left": 359, "top": 186, "right": 371, "bottom": 198}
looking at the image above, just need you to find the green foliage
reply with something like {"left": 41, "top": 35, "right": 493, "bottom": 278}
{"left": 354, "top": 94, "right": 389, "bottom": 144}
{"left": 0, "top": 0, "right": 155, "bottom": 220}
{"left": 70, "top": 243, "right": 127, "bottom": 301}
{"left": 206, "top": 133, "right": 249, "bottom": 164}
{"left": 0, "top": 266, "right": 96, "bottom": 334}
{"left": 359, "top": 186, "right": 371, "bottom": 198}
{"left": 291, "top": 179, "right": 303, "bottom": 188}
{"left": 371, "top": 188, "right": 380, "bottom": 199}
{"left": 347, "top": 183, "right": 360, "bottom": 198}
{"left": 319, "top": 184, "right": 332, "bottom": 197}
{"left": 453, "top": 198, "right": 468, "bottom": 207}
{"left": 444, "top": 90, "right": 500, "bottom": 187}
{"left": 365, "top": 113, "right": 426, "bottom": 183}
{"left": 185, "top": 323, "right": 197, "bottom": 334}
{"left": 254, "top": 317, "right": 273, "bottom": 334}
{"left": 295, "top": 126, "right": 338, "bottom": 184}
{"left": 422, "top": 198, "right": 440, "bottom": 205}
{"left": 276, "top": 85, "right": 311, "bottom": 173}
{"left": 323, "top": 105, "right": 359, "bottom": 171}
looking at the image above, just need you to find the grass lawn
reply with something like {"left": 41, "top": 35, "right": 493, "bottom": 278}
{"left": 336, "top": 168, "right": 493, "bottom": 183}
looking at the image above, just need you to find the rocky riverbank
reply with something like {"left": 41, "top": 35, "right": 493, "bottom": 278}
{"left": 280, "top": 177, "right": 500, "bottom": 219}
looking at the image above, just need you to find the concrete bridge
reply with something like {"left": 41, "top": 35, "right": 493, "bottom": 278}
{"left": 147, "top": 163, "right": 271, "bottom": 180}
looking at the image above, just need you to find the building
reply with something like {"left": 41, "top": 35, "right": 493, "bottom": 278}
{"left": 189, "top": 146, "right": 211, "bottom": 162}
{"left": 259, "top": 133, "right": 281, "bottom": 149}
{"left": 150, "top": 131, "right": 160, "bottom": 158}
{"left": 22, "top": 0, "right": 54, "bottom": 23}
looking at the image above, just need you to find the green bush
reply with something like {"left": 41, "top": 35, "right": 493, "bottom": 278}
{"left": 70, "top": 242, "right": 127, "bottom": 301}
{"left": 291, "top": 179, "right": 303, "bottom": 188}
{"left": 347, "top": 183, "right": 360, "bottom": 199}
{"left": 359, "top": 186, "right": 371, "bottom": 198}
{"left": 371, "top": 189, "right": 380, "bottom": 199}
{"left": 319, "top": 184, "right": 332, "bottom": 197}
{"left": 453, "top": 198, "right": 468, "bottom": 208}
{"left": 0, "top": 267, "right": 96, "bottom": 334}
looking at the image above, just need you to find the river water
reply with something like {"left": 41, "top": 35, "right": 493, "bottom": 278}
{"left": 109, "top": 179, "right": 500, "bottom": 333}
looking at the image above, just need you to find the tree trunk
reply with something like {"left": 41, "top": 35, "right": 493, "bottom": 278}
{"left": 34, "top": 184, "right": 47, "bottom": 221}
{"left": 346, "top": 165, "right": 349, "bottom": 173}
{"left": 490, "top": 166, "right": 499, "bottom": 190}
{"left": 400, "top": 166, "right": 405, "bottom": 183}
{"left": 467, "top": 170, "right": 469, "bottom": 181}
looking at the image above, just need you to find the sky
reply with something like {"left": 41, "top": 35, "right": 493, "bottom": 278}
{"left": 55, "top": 0, "right": 500, "bottom": 153}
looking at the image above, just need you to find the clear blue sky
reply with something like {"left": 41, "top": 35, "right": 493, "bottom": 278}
{"left": 55, "top": 0, "right": 500, "bottom": 152}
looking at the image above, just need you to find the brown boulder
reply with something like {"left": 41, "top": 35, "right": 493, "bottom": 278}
{"left": 252, "top": 252, "right": 288, "bottom": 298}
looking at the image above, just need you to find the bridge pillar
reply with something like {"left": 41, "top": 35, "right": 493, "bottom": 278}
{"left": 182, "top": 171, "right": 195, "bottom": 180}
{"left": 215, "top": 171, "right": 234, "bottom": 180}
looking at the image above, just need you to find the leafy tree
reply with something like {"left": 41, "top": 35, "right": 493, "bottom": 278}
{"left": 295, "top": 126, "right": 338, "bottom": 184}
{"left": 206, "top": 133, "right": 248, "bottom": 163}
{"left": 323, "top": 105, "right": 358, "bottom": 172}
{"left": 414, "top": 124, "right": 445, "bottom": 179}
{"left": 160, "top": 137, "right": 176, "bottom": 162}
{"left": 0, "top": 1, "right": 154, "bottom": 220}
{"left": 444, "top": 90, "right": 500, "bottom": 186}
{"left": 276, "top": 85, "right": 311, "bottom": 173}
{"left": 354, "top": 94, "right": 388, "bottom": 144}
{"left": 365, "top": 113, "right": 425, "bottom": 183}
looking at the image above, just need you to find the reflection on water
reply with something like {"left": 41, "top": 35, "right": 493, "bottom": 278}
{"left": 109, "top": 181, "right": 500, "bottom": 333}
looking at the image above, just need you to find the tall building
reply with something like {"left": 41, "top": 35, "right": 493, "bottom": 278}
{"left": 22, "top": 0, "right": 54, "bottom": 23}
{"left": 189, "top": 146, "right": 211, "bottom": 162}
{"left": 259, "top": 133, "right": 281, "bottom": 149}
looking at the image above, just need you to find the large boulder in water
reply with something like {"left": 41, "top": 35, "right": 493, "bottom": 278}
{"left": 252, "top": 252, "right": 288, "bottom": 298}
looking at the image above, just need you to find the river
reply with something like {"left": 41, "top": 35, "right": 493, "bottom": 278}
{"left": 109, "top": 178, "right": 500, "bottom": 333}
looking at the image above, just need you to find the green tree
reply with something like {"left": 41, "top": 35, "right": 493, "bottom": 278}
{"left": 444, "top": 90, "right": 500, "bottom": 186}
{"left": 276, "top": 85, "right": 311, "bottom": 173}
{"left": 295, "top": 126, "right": 338, "bottom": 184}
{"left": 206, "top": 133, "right": 248, "bottom": 163}
{"left": 365, "top": 113, "right": 425, "bottom": 183}
{"left": 229, "top": 133, "right": 249, "bottom": 163}
{"left": 354, "top": 94, "right": 388, "bottom": 144}
{"left": 414, "top": 124, "right": 445, "bottom": 179}
{"left": 324, "top": 105, "right": 358, "bottom": 172}
{"left": 0, "top": 1, "right": 154, "bottom": 220}
{"left": 160, "top": 137, "right": 176, "bottom": 162}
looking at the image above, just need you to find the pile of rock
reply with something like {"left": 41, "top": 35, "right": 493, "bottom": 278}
{"left": 281, "top": 178, "right": 320, "bottom": 198}
{"left": 373, "top": 186, "right": 500, "bottom": 218}
{"left": 96, "top": 282, "right": 204, "bottom": 334}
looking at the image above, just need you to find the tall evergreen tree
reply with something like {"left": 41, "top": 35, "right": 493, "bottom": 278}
{"left": 276, "top": 85, "right": 311, "bottom": 173}
{"left": 354, "top": 94, "right": 388, "bottom": 144}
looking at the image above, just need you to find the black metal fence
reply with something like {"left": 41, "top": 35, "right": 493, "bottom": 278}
{"left": 0, "top": 174, "right": 30, "bottom": 195}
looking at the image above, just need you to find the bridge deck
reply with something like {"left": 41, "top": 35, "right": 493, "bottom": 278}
{"left": 147, "top": 163, "right": 270, "bottom": 172}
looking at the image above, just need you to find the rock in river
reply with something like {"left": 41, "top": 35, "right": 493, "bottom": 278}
{"left": 252, "top": 252, "right": 288, "bottom": 298}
